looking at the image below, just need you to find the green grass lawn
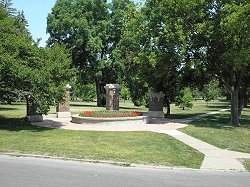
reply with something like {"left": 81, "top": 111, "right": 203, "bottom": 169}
{"left": 0, "top": 117, "right": 204, "bottom": 168}
{"left": 0, "top": 99, "right": 233, "bottom": 168}
{"left": 180, "top": 106, "right": 250, "bottom": 153}
{"left": 0, "top": 99, "right": 229, "bottom": 118}
{"left": 168, "top": 99, "right": 230, "bottom": 119}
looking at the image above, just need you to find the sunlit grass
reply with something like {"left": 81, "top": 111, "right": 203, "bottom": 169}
{"left": 180, "top": 107, "right": 250, "bottom": 153}
{"left": 0, "top": 99, "right": 229, "bottom": 119}
{"left": 0, "top": 117, "right": 204, "bottom": 168}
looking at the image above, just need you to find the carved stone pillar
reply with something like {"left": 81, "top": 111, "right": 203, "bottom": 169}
{"left": 56, "top": 84, "right": 71, "bottom": 118}
{"left": 26, "top": 95, "right": 43, "bottom": 122}
{"left": 104, "top": 84, "right": 120, "bottom": 111}
{"left": 147, "top": 92, "right": 165, "bottom": 117}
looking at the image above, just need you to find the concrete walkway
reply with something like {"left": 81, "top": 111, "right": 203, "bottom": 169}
{"left": 154, "top": 130, "right": 250, "bottom": 171}
{"left": 32, "top": 110, "right": 250, "bottom": 171}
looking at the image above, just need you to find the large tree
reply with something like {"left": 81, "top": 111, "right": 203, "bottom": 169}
{"left": 202, "top": 0, "right": 250, "bottom": 126}
{"left": 47, "top": 0, "right": 136, "bottom": 107}
{"left": 47, "top": 0, "right": 113, "bottom": 106}
{"left": 0, "top": 6, "right": 74, "bottom": 114}
{"left": 114, "top": 0, "right": 208, "bottom": 113}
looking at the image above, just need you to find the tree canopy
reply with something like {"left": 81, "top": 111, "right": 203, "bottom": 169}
{"left": 1, "top": 0, "right": 249, "bottom": 126}
{"left": 0, "top": 5, "right": 74, "bottom": 114}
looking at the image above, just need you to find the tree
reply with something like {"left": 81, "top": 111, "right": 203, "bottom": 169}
{"left": 114, "top": 0, "right": 208, "bottom": 114}
{"left": 71, "top": 77, "right": 96, "bottom": 101}
{"left": 175, "top": 87, "right": 193, "bottom": 110}
{"left": 202, "top": 0, "right": 250, "bottom": 126}
{"left": 0, "top": 0, "right": 16, "bottom": 17}
{"left": 47, "top": 0, "right": 115, "bottom": 107}
{"left": 120, "top": 85, "right": 130, "bottom": 103}
{"left": 0, "top": 6, "right": 74, "bottom": 114}
{"left": 202, "top": 80, "right": 220, "bottom": 105}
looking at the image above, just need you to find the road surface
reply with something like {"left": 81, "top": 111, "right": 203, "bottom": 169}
{"left": 0, "top": 155, "right": 249, "bottom": 187}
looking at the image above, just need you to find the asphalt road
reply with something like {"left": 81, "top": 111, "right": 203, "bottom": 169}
{"left": 0, "top": 155, "right": 249, "bottom": 187}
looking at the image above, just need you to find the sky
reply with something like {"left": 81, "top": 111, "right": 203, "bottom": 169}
{"left": 12, "top": 0, "right": 56, "bottom": 47}
{"left": 12, "top": 0, "right": 144, "bottom": 47}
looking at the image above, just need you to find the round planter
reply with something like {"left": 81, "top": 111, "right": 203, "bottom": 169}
{"left": 71, "top": 114, "right": 149, "bottom": 125}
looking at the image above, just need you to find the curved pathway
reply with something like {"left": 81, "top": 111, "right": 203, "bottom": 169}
{"left": 32, "top": 109, "right": 250, "bottom": 171}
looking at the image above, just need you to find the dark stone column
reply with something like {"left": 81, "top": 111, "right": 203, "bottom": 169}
{"left": 26, "top": 95, "right": 43, "bottom": 122}
{"left": 147, "top": 92, "right": 165, "bottom": 117}
{"left": 104, "top": 84, "right": 120, "bottom": 111}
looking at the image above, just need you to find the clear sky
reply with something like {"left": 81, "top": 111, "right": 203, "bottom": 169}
{"left": 12, "top": 0, "right": 144, "bottom": 47}
{"left": 12, "top": 0, "right": 56, "bottom": 47}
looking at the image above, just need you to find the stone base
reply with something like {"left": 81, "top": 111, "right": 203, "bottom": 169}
{"left": 147, "top": 111, "right": 164, "bottom": 118}
{"left": 27, "top": 115, "right": 43, "bottom": 122}
{"left": 57, "top": 112, "right": 71, "bottom": 118}
{"left": 71, "top": 115, "right": 149, "bottom": 125}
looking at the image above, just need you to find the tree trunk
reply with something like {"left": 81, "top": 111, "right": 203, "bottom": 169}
{"left": 166, "top": 99, "right": 171, "bottom": 116}
{"left": 230, "top": 86, "right": 240, "bottom": 127}
{"left": 95, "top": 78, "right": 106, "bottom": 107}
{"left": 96, "top": 78, "right": 102, "bottom": 107}
{"left": 238, "top": 96, "right": 244, "bottom": 117}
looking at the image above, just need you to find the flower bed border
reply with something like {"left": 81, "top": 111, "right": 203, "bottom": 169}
{"left": 71, "top": 114, "right": 149, "bottom": 125}
{"left": 79, "top": 111, "right": 142, "bottom": 118}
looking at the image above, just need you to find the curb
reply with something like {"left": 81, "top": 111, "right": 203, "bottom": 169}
{"left": 1, "top": 152, "right": 247, "bottom": 173}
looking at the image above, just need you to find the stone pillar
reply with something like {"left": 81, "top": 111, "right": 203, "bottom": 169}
{"left": 147, "top": 92, "right": 165, "bottom": 117}
{"left": 26, "top": 95, "right": 43, "bottom": 122}
{"left": 56, "top": 84, "right": 71, "bottom": 118}
{"left": 104, "top": 84, "right": 120, "bottom": 111}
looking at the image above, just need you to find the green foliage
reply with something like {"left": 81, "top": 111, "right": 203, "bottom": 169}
{"left": 202, "top": 80, "right": 220, "bottom": 104}
{"left": 175, "top": 87, "right": 193, "bottom": 110}
{"left": 120, "top": 86, "right": 130, "bottom": 102}
{"left": 0, "top": 6, "right": 74, "bottom": 114}
{"left": 192, "top": 88, "right": 202, "bottom": 100}
{"left": 71, "top": 78, "right": 96, "bottom": 102}
{"left": 0, "top": 0, "right": 16, "bottom": 17}
{"left": 47, "top": 0, "right": 123, "bottom": 106}
{"left": 45, "top": 0, "right": 249, "bottom": 124}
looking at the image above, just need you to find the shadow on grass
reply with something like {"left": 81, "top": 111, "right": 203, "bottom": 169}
{"left": 206, "top": 104, "right": 230, "bottom": 109}
{"left": 166, "top": 113, "right": 204, "bottom": 119}
{"left": 0, "top": 116, "right": 55, "bottom": 132}
{"left": 191, "top": 113, "right": 250, "bottom": 130}
{"left": 0, "top": 107, "right": 18, "bottom": 111}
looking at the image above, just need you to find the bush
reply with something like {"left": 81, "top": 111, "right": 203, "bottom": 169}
{"left": 175, "top": 87, "right": 193, "bottom": 110}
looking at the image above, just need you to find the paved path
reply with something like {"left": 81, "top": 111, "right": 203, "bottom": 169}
{"left": 32, "top": 109, "right": 250, "bottom": 171}
{"left": 154, "top": 130, "right": 250, "bottom": 171}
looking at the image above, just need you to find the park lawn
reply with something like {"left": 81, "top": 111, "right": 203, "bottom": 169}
{"left": 168, "top": 99, "right": 230, "bottom": 119}
{"left": 0, "top": 99, "right": 229, "bottom": 168}
{"left": 0, "top": 99, "right": 229, "bottom": 118}
{"left": 0, "top": 117, "right": 203, "bottom": 168}
{"left": 180, "top": 106, "right": 250, "bottom": 153}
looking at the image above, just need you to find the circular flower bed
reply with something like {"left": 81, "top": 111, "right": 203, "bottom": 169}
{"left": 79, "top": 111, "right": 142, "bottom": 118}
